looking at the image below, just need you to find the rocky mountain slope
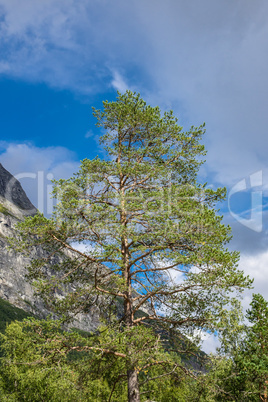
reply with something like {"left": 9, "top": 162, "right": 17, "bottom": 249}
{"left": 0, "top": 164, "right": 100, "bottom": 331}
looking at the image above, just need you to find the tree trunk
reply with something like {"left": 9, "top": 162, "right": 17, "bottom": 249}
{"left": 119, "top": 158, "right": 140, "bottom": 402}
{"left": 127, "top": 367, "right": 140, "bottom": 402}
{"left": 124, "top": 296, "right": 141, "bottom": 401}
{"left": 263, "top": 379, "right": 268, "bottom": 402}
{"left": 123, "top": 266, "right": 141, "bottom": 401}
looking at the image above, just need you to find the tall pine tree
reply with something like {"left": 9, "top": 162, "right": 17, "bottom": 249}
{"left": 15, "top": 91, "right": 251, "bottom": 401}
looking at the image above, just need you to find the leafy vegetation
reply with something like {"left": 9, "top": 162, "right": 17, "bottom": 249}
{"left": 0, "top": 294, "right": 266, "bottom": 401}
{"left": 186, "top": 293, "right": 268, "bottom": 401}
{"left": 0, "top": 318, "right": 192, "bottom": 401}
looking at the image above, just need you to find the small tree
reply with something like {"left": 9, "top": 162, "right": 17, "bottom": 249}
{"left": 193, "top": 294, "right": 268, "bottom": 401}
{"left": 15, "top": 91, "right": 251, "bottom": 401}
{"left": 0, "top": 320, "right": 80, "bottom": 401}
{"left": 235, "top": 294, "right": 268, "bottom": 401}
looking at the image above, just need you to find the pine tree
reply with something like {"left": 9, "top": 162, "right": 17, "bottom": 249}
{"left": 240, "top": 294, "right": 268, "bottom": 401}
{"left": 15, "top": 91, "right": 251, "bottom": 401}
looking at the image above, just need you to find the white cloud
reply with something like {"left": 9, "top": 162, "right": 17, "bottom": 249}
{"left": 137, "top": 1, "right": 268, "bottom": 187}
{"left": 85, "top": 130, "right": 94, "bottom": 139}
{"left": 111, "top": 71, "right": 129, "bottom": 93}
{"left": 0, "top": 0, "right": 143, "bottom": 92}
{"left": 151, "top": 258, "right": 186, "bottom": 285}
{"left": 70, "top": 242, "right": 102, "bottom": 256}
{"left": 239, "top": 250, "right": 268, "bottom": 309}
{"left": 198, "top": 330, "right": 220, "bottom": 355}
{"left": 0, "top": 1, "right": 95, "bottom": 91}
{"left": 167, "top": 268, "right": 185, "bottom": 285}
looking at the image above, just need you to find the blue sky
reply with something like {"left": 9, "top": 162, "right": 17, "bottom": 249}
{"left": 0, "top": 0, "right": 268, "bottom": 352}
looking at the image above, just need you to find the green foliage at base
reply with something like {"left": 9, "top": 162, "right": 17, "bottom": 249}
{"left": 0, "top": 318, "right": 192, "bottom": 401}
{"left": 0, "top": 320, "right": 84, "bottom": 401}
{"left": 0, "top": 299, "right": 206, "bottom": 400}
{"left": 0, "top": 293, "right": 266, "bottom": 401}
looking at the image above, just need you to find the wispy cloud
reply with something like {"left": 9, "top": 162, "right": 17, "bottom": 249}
{"left": 110, "top": 71, "right": 129, "bottom": 93}
{"left": 239, "top": 250, "right": 268, "bottom": 303}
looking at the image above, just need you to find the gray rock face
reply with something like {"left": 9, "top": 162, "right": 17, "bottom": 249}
{"left": 0, "top": 164, "right": 36, "bottom": 215}
{"left": 0, "top": 210, "right": 100, "bottom": 332}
